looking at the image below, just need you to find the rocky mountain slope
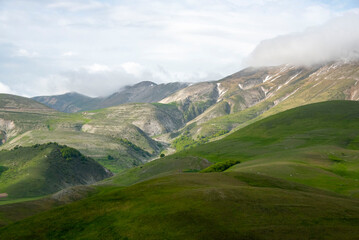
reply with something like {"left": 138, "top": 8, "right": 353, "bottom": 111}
{"left": 0, "top": 94, "right": 186, "bottom": 172}
{"left": 33, "top": 81, "right": 189, "bottom": 113}
{"left": 165, "top": 61, "right": 359, "bottom": 149}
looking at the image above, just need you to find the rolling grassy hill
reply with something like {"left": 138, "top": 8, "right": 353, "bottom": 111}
{"left": 112, "top": 101, "right": 359, "bottom": 197}
{"left": 0, "top": 143, "right": 112, "bottom": 198}
{"left": 1, "top": 101, "right": 359, "bottom": 239}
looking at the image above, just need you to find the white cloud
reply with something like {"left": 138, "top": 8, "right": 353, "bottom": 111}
{"left": 47, "top": 1, "right": 105, "bottom": 12}
{"left": 245, "top": 13, "right": 359, "bottom": 66}
{"left": 0, "top": 0, "right": 358, "bottom": 96}
{"left": 62, "top": 51, "right": 76, "bottom": 57}
{"left": 0, "top": 82, "right": 12, "bottom": 94}
{"left": 14, "top": 49, "right": 39, "bottom": 58}
{"left": 121, "top": 62, "right": 145, "bottom": 77}
{"left": 82, "top": 64, "right": 111, "bottom": 73}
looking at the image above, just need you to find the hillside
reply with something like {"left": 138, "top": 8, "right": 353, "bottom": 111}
{"left": 112, "top": 101, "right": 359, "bottom": 197}
{"left": 0, "top": 143, "right": 112, "bottom": 198}
{"left": 33, "top": 81, "right": 189, "bottom": 113}
{"left": 0, "top": 94, "right": 55, "bottom": 113}
{"left": 176, "top": 101, "right": 359, "bottom": 196}
{"left": 0, "top": 94, "right": 183, "bottom": 172}
{"left": 1, "top": 170, "right": 359, "bottom": 239}
{"left": 32, "top": 92, "right": 96, "bottom": 113}
{"left": 164, "top": 61, "right": 359, "bottom": 150}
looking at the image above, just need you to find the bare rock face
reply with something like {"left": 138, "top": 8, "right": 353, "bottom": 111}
{"left": 178, "top": 61, "right": 359, "bottom": 140}
{"left": 0, "top": 119, "right": 16, "bottom": 145}
{"left": 160, "top": 82, "right": 217, "bottom": 104}
{"left": 160, "top": 82, "right": 218, "bottom": 122}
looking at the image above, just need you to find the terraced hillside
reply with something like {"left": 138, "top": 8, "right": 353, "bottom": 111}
{"left": 1, "top": 101, "right": 359, "bottom": 239}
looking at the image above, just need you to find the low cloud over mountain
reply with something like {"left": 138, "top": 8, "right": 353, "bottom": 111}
{"left": 245, "top": 12, "right": 359, "bottom": 67}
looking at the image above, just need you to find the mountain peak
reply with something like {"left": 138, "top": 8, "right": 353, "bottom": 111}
{"left": 132, "top": 81, "right": 158, "bottom": 88}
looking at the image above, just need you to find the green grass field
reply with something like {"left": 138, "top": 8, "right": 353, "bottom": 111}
{"left": 1, "top": 172, "right": 359, "bottom": 239}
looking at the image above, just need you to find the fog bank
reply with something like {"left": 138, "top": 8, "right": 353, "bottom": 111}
{"left": 245, "top": 13, "right": 359, "bottom": 67}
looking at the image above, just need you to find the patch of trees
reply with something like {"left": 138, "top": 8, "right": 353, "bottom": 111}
{"left": 60, "top": 146, "right": 82, "bottom": 160}
{"left": 201, "top": 160, "right": 241, "bottom": 173}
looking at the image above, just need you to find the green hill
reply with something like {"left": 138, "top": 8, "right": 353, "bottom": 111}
{"left": 113, "top": 101, "right": 359, "bottom": 196}
{"left": 0, "top": 143, "right": 112, "bottom": 198}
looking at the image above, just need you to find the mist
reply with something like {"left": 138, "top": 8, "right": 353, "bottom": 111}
{"left": 245, "top": 13, "right": 359, "bottom": 67}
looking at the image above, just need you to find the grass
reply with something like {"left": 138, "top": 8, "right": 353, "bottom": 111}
{"left": 1, "top": 172, "right": 359, "bottom": 239}
{"left": 167, "top": 101, "right": 359, "bottom": 196}
{"left": 0, "top": 197, "right": 42, "bottom": 206}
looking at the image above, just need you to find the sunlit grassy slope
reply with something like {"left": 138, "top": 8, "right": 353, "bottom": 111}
{"left": 174, "top": 100, "right": 359, "bottom": 196}
{"left": 112, "top": 101, "right": 359, "bottom": 197}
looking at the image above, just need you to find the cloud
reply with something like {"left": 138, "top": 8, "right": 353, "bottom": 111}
{"left": 0, "top": 0, "right": 358, "bottom": 96}
{"left": 121, "top": 62, "right": 145, "bottom": 77}
{"left": 14, "top": 49, "right": 39, "bottom": 58}
{"left": 245, "top": 13, "right": 359, "bottom": 66}
{"left": 82, "top": 64, "right": 111, "bottom": 73}
{"left": 47, "top": 1, "right": 105, "bottom": 12}
{"left": 31, "top": 62, "right": 222, "bottom": 97}
{"left": 62, "top": 51, "right": 76, "bottom": 57}
{"left": 0, "top": 82, "right": 12, "bottom": 94}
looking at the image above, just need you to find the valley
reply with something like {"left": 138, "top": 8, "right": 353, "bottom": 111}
{"left": 2, "top": 1, "right": 359, "bottom": 238}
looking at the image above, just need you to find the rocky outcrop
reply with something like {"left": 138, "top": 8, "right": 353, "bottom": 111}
{"left": 0, "top": 119, "right": 16, "bottom": 145}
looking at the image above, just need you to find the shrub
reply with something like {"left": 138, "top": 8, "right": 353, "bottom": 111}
{"left": 160, "top": 153, "right": 165, "bottom": 158}
{"left": 60, "top": 146, "right": 82, "bottom": 160}
{"left": 201, "top": 160, "right": 241, "bottom": 173}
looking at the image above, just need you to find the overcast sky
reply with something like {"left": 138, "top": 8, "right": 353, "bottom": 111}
{"left": 0, "top": 0, "right": 358, "bottom": 97}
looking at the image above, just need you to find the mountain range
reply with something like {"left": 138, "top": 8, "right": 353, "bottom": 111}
{"left": 1, "top": 60, "right": 359, "bottom": 239}
{"left": 33, "top": 81, "right": 189, "bottom": 113}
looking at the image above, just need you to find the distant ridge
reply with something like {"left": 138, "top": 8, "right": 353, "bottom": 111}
{"left": 33, "top": 81, "right": 189, "bottom": 113}
{"left": 0, "top": 94, "right": 55, "bottom": 113}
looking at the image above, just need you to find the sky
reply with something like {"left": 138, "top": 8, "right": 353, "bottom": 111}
{"left": 0, "top": 0, "right": 358, "bottom": 97}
